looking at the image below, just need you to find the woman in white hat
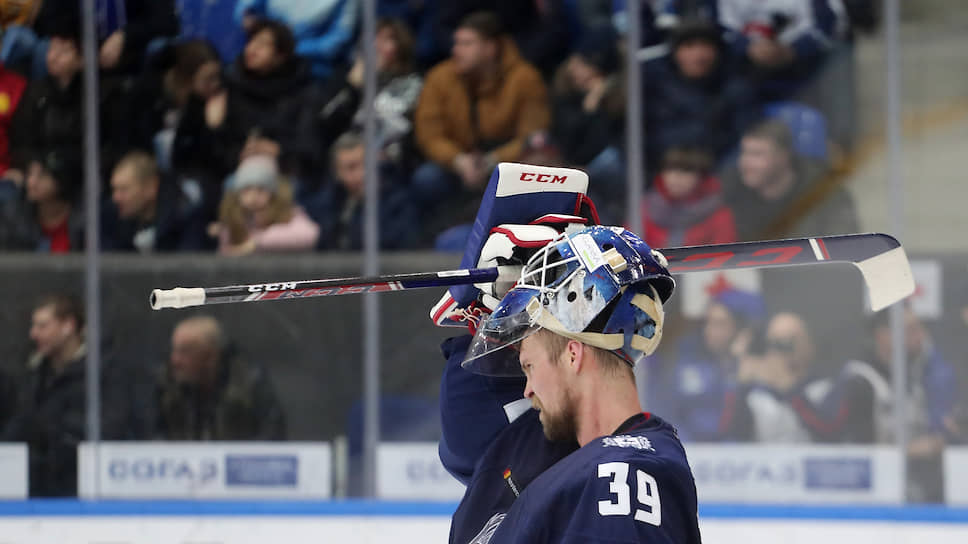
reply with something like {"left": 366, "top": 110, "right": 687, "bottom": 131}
{"left": 212, "top": 154, "right": 319, "bottom": 256}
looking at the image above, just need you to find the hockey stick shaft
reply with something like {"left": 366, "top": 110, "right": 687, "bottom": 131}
{"left": 150, "top": 266, "right": 506, "bottom": 309}
{"left": 151, "top": 233, "right": 913, "bottom": 311}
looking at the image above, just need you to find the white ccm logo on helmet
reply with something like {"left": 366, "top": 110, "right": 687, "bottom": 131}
{"left": 248, "top": 282, "right": 299, "bottom": 293}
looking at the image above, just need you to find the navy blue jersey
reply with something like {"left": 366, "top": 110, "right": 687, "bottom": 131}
{"left": 439, "top": 335, "right": 701, "bottom": 543}
{"left": 439, "top": 336, "right": 578, "bottom": 543}
{"left": 490, "top": 413, "right": 701, "bottom": 543}
{"left": 450, "top": 408, "right": 578, "bottom": 543}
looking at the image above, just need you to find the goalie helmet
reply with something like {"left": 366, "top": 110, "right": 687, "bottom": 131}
{"left": 462, "top": 225, "right": 675, "bottom": 376}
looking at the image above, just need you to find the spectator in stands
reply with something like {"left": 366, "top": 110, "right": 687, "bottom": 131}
{"left": 837, "top": 306, "right": 958, "bottom": 502}
{"left": 643, "top": 18, "right": 758, "bottom": 170}
{"left": 0, "top": 149, "right": 83, "bottom": 253}
{"left": 211, "top": 155, "right": 319, "bottom": 256}
{"left": 1, "top": 1, "right": 179, "bottom": 78}
{"left": 376, "top": 0, "right": 441, "bottom": 69}
{"left": 130, "top": 40, "right": 223, "bottom": 175}
{"left": 234, "top": 0, "right": 358, "bottom": 79}
{"left": 716, "top": 0, "right": 847, "bottom": 99}
{"left": 315, "top": 18, "right": 423, "bottom": 177}
{"left": 413, "top": 12, "right": 549, "bottom": 204}
{"left": 306, "top": 132, "right": 417, "bottom": 250}
{"left": 172, "top": 19, "right": 320, "bottom": 194}
{"left": 433, "top": 1, "right": 572, "bottom": 78}
{"left": 7, "top": 11, "right": 171, "bottom": 180}
{"left": 153, "top": 315, "right": 286, "bottom": 440}
{"left": 0, "top": 62, "right": 27, "bottom": 201}
{"left": 727, "top": 311, "right": 840, "bottom": 442}
{"left": 2, "top": 294, "right": 130, "bottom": 496}
{"left": 649, "top": 288, "right": 765, "bottom": 442}
{"left": 101, "top": 151, "right": 209, "bottom": 252}
{"left": 724, "top": 119, "right": 858, "bottom": 241}
{"left": 6, "top": 14, "right": 133, "bottom": 180}
{"left": 641, "top": 147, "right": 737, "bottom": 248}
{"left": 9, "top": 20, "right": 84, "bottom": 173}
{"left": 131, "top": 39, "right": 224, "bottom": 219}
{"left": 549, "top": 25, "right": 625, "bottom": 208}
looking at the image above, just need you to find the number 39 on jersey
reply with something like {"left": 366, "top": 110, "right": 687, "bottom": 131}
{"left": 598, "top": 462, "right": 662, "bottom": 526}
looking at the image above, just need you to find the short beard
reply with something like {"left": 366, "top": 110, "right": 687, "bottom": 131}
{"left": 539, "top": 389, "right": 577, "bottom": 443}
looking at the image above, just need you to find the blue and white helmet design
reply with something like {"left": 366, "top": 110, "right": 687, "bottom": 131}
{"left": 462, "top": 226, "right": 675, "bottom": 376}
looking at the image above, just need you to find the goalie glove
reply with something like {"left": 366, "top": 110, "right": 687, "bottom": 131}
{"left": 429, "top": 162, "right": 598, "bottom": 331}
{"left": 430, "top": 214, "right": 589, "bottom": 331}
{"left": 473, "top": 223, "right": 561, "bottom": 310}
{"left": 475, "top": 215, "right": 590, "bottom": 310}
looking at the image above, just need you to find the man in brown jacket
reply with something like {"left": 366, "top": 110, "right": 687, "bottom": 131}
{"left": 413, "top": 11, "right": 550, "bottom": 206}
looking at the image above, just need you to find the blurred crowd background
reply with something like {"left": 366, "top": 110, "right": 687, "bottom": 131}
{"left": 0, "top": 0, "right": 965, "bottom": 504}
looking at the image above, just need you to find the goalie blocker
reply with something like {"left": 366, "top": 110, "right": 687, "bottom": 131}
{"left": 430, "top": 162, "right": 599, "bottom": 329}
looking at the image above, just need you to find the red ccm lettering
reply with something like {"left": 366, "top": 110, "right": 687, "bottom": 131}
{"left": 273, "top": 283, "right": 399, "bottom": 300}
{"left": 737, "top": 246, "right": 803, "bottom": 267}
{"left": 665, "top": 245, "right": 806, "bottom": 274}
{"left": 519, "top": 172, "right": 568, "bottom": 184}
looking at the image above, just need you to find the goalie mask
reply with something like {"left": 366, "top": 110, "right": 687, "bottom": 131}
{"left": 462, "top": 226, "right": 675, "bottom": 376}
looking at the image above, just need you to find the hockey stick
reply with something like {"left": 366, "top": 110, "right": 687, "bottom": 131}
{"left": 149, "top": 266, "right": 517, "bottom": 310}
{"left": 150, "top": 233, "right": 914, "bottom": 312}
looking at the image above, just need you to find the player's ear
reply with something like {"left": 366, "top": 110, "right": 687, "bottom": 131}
{"left": 566, "top": 340, "right": 583, "bottom": 373}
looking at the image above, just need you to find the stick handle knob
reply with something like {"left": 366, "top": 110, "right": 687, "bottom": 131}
{"left": 150, "top": 288, "right": 207, "bottom": 310}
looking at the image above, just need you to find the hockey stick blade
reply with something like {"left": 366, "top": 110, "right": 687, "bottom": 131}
{"left": 660, "top": 232, "right": 915, "bottom": 312}
{"left": 150, "top": 233, "right": 913, "bottom": 312}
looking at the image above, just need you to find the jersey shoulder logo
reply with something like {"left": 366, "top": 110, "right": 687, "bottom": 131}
{"left": 602, "top": 435, "right": 655, "bottom": 451}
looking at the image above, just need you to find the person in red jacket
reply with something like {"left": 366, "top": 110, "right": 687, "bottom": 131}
{"left": 641, "top": 147, "right": 737, "bottom": 248}
{"left": 0, "top": 62, "right": 27, "bottom": 198}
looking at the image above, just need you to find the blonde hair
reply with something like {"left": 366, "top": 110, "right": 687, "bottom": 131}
{"left": 218, "top": 177, "right": 296, "bottom": 245}
{"left": 532, "top": 328, "right": 634, "bottom": 381}
{"left": 114, "top": 150, "right": 159, "bottom": 185}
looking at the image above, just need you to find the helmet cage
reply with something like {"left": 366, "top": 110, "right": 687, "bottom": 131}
{"left": 462, "top": 226, "right": 672, "bottom": 376}
{"left": 516, "top": 230, "right": 624, "bottom": 334}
